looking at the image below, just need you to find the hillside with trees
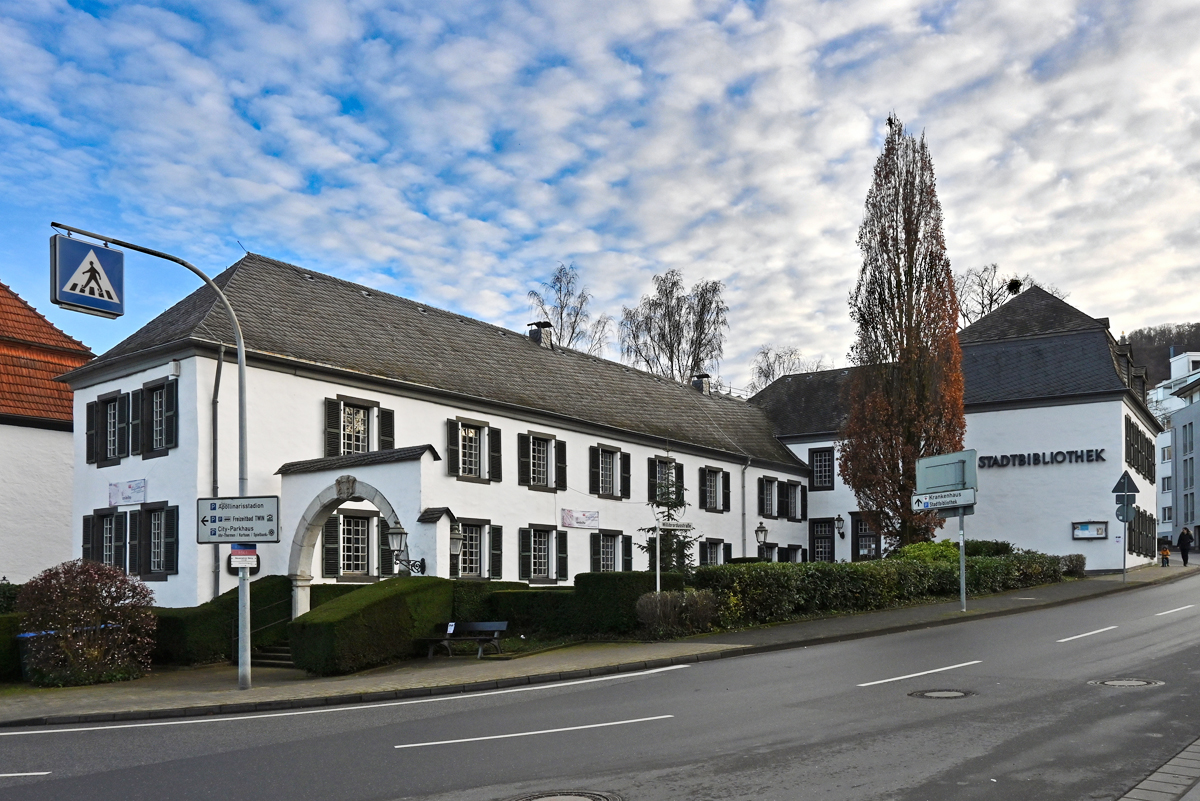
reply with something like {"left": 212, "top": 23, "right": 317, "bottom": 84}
{"left": 1127, "top": 323, "right": 1200, "bottom": 387}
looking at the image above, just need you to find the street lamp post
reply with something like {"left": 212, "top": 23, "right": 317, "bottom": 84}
{"left": 835, "top": 514, "right": 845, "bottom": 539}
{"left": 755, "top": 521, "right": 768, "bottom": 560}
{"left": 385, "top": 527, "right": 427, "bottom": 575}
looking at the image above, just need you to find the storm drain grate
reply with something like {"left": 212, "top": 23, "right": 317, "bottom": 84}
{"left": 1088, "top": 678, "right": 1165, "bottom": 688}
{"left": 500, "top": 793, "right": 624, "bottom": 801}
{"left": 908, "top": 689, "right": 975, "bottom": 699}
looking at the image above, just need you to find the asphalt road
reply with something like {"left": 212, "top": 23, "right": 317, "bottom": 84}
{"left": 2, "top": 575, "right": 1199, "bottom": 801}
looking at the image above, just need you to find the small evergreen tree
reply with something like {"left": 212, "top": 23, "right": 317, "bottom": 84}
{"left": 635, "top": 466, "right": 698, "bottom": 575}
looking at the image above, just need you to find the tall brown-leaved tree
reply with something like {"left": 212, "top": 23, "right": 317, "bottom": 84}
{"left": 838, "top": 116, "right": 965, "bottom": 546}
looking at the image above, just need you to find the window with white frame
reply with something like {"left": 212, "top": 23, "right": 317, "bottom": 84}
{"left": 341, "top": 517, "right": 369, "bottom": 574}
{"left": 599, "top": 449, "right": 615, "bottom": 496}
{"left": 600, "top": 532, "right": 617, "bottom": 572}
{"left": 761, "top": 478, "right": 776, "bottom": 517}
{"left": 854, "top": 517, "right": 880, "bottom": 561}
{"left": 105, "top": 400, "right": 120, "bottom": 460}
{"left": 700, "top": 540, "right": 722, "bottom": 566}
{"left": 705, "top": 470, "right": 720, "bottom": 510}
{"left": 1164, "top": 445, "right": 1173, "bottom": 462}
{"left": 102, "top": 515, "right": 115, "bottom": 566}
{"left": 460, "top": 524, "right": 482, "bottom": 577}
{"left": 1164, "top": 476, "right": 1173, "bottom": 493}
{"left": 783, "top": 483, "right": 799, "bottom": 520}
{"left": 149, "top": 509, "right": 165, "bottom": 573}
{"left": 1163, "top": 506, "right": 1173, "bottom": 522}
{"left": 150, "top": 386, "right": 166, "bottom": 451}
{"left": 810, "top": 448, "right": 835, "bottom": 490}
{"left": 531, "top": 529, "right": 550, "bottom": 578}
{"left": 461, "top": 424, "right": 483, "bottom": 477}
{"left": 655, "top": 459, "right": 674, "bottom": 503}
{"left": 811, "top": 520, "right": 835, "bottom": 563}
{"left": 342, "top": 404, "right": 370, "bottom": 454}
{"left": 530, "top": 436, "right": 551, "bottom": 486}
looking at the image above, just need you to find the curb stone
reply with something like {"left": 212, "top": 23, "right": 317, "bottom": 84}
{"left": 0, "top": 567, "right": 1192, "bottom": 730}
{"left": 1121, "top": 737, "right": 1200, "bottom": 800}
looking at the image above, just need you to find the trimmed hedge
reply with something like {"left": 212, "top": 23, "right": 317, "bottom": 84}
{"left": 288, "top": 576, "right": 452, "bottom": 675}
{"left": 152, "top": 575, "right": 292, "bottom": 665}
{"left": 0, "top": 613, "right": 20, "bottom": 681}
{"left": 574, "top": 572, "right": 685, "bottom": 635}
{"left": 694, "top": 554, "right": 1065, "bottom": 627}
{"left": 452, "top": 580, "right": 528, "bottom": 622}
{"left": 490, "top": 588, "right": 578, "bottom": 635}
{"left": 310, "top": 584, "right": 363, "bottom": 610}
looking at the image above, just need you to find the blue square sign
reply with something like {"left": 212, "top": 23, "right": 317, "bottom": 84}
{"left": 50, "top": 234, "right": 125, "bottom": 319}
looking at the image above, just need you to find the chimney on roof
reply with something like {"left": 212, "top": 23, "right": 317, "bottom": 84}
{"left": 691, "top": 372, "right": 711, "bottom": 394}
{"left": 527, "top": 321, "right": 553, "bottom": 349}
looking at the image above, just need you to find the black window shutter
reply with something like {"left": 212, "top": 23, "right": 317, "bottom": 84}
{"left": 647, "top": 457, "right": 657, "bottom": 502}
{"left": 488, "top": 427, "right": 502, "bottom": 482}
{"left": 379, "top": 408, "right": 395, "bottom": 451}
{"left": 325, "top": 399, "right": 342, "bottom": 457}
{"left": 517, "top": 434, "right": 531, "bottom": 485}
{"left": 116, "top": 393, "right": 130, "bottom": 458}
{"left": 590, "top": 532, "right": 601, "bottom": 572}
{"left": 129, "top": 389, "right": 143, "bottom": 456}
{"left": 779, "top": 484, "right": 790, "bottom": 519}
{"left": 164, "top": 507, "right": 178, "bottom": 574}
{"left": 113, "top": 513, "right": 127, "bottom": 574}
{"left": 800, "top": 485, "right": 808, "bottom": 520}
{"left": 698, "top": 540, "right": 708, "bottom": 566}
{"left": 698, "top": 467, "right": 708, "bottom": 509}
{"left": 589, "top": 447, "right": 600, "bottom": 495}
{"left": 519, "top": 528, "right": 532, "bottom": 580}
{"left": 674, "top": 462, "right": 684, "bottom": 504}
{"left": 445, "top": 420, "right": 460, "bottom": 475}
{"left": 490, "top": 526, "right": 503, "bottom": 579}
{"left": 722, "top": 471, "right": 731, "bottom": 511}
{"left": 757, "top": 477, "right": 765, "bottom": 516}
{"left": 622, "top": 535, "right": 633, "bottom": 571}
{"left": 128, "top": 510, "right": 141, "bottom": 576}
{"left": 379, "top": 519, "right": 394, "bottom": 576}
{"left": 620, "top": 453, "right": 631, "bottom": 498}
{"left": 676, "top": 537, "right": 689, "bottom": 568}
{"left": 82, "top": 515, "right": 94, "bottom": 561}
{"left": 322, "top": 516, "right": 340, "bottom": 577}
{"left": 164, "top": 380, "right": 178, "bottom": 449}
{"left": 85, "top": 402, "right": 97, "bottom": 464}
{"left": 556, "top": 530, "right": 568, "bottom": 580}
{"left": 723, "top": 542, "right": 733, "bottom": 563}
{"left": 555, "top": 440, "right": 567, "bottom": 490}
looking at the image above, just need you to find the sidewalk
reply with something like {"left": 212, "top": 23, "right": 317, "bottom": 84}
{"left": 1, "top": 562, "right": 1195, "bottom": 728}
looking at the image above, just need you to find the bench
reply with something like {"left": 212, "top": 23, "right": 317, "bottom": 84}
{"left": 425, "top": 621, "right": 508, "bottom": 659}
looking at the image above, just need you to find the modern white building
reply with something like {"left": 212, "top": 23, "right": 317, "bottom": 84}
{"left": 0, "top": 282, "right": 93, "bottom": 583}
{"left": 60, "top": 254, "right": 808, "bottom": 610}
{"left": 1149, "top": 351, "right": 1200, "bottom": 542}
{"left": 751, "top": 288, "right": 1161, "bottom": 572}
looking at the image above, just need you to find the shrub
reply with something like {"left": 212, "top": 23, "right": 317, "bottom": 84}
{"left": 682, "top": 589, "right": 718, "bottom": 633}
{"left": 16, "top": 560, "right": 156, "bottom": 687}
{"left": 574, "top": 572, "right": 685, "bottom": 635}
{"left": 0, "top": 582, "right": 19, "bottom": 614}
{"left": 0, "top": 613, "right": 20, "bottom": 681}
{"left": 1060, "top": 554, "right": 1087, "bottom": 578}
{"left": 890, "top": 540, "right": 961, "bottom": 562}
{"left": 965, "top": 540, "right": 1015, "bottom": 557}
{"left": 289, "top": 576, "right": 452, "bottom": 675}
{"left": 636, "top": 591, "right": 685, "bottom": 637}
{"left": 152, "top": 575, "right": 292, "bottom": 665}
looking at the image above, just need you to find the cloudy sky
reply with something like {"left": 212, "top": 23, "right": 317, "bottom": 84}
{"left": 2, "top": 0, "right": 1197, "bottom": 388}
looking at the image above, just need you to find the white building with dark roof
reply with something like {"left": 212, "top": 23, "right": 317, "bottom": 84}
{"left": 751, "top": 288, "right": 1161, "bottom": 571}
{"left": 1149, "top": 351, "right": 1200, "bottom": 542}
{"left": 59, "top": 254, "right": 808, "bottom": 610}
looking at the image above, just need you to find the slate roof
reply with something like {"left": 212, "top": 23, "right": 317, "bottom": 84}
{"left": 958, "top": 286, "right": 1108, "bottom": 344}
{"left": 416, "top": 507, "right": 455, "bottom": 523}
{"left": 277, "top": 444, "right": 439, "bottom": 475}
{"left": 748, "top": 368, "right": 861, "bottom": 437}
{"left": 0, "top": 282, "right": 93, "bottom": 424}
{"left": 962, "top": 330, "right": 1127, "bottom": 406}
{"left": 76, "top": 254, "right": 799, "bottom": 467}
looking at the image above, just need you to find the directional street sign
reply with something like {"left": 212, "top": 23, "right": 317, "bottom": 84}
{"left": 1112, "top": 471, "right": 1140, "bottom": 496}
{"left": 50, "top": 234, "right": 125, "bottom": 319}
{"left": 657, "top": 521, "right": 694, "bottom": 531}
{"left": 911, "top": 488, "right": 976, "bottom": 512}
{"left": 196, "top": 496, "right": 280, "bottom": 543}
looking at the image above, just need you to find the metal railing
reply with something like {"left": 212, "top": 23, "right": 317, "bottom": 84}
{"left": 231, "top": 597, "right": 292, "bottom": 659}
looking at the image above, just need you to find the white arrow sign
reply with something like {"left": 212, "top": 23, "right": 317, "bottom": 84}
{"left": 911, "top": 488, "right": 976, "bottom": 512}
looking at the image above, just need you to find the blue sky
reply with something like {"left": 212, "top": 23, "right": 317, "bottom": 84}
{"left": 2, "top": 0, "right": 1197, "bottom": 388}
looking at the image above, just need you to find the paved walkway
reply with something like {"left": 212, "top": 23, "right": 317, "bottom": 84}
{"left": 0, "top": 562, "right": 1195, "bottom": 729}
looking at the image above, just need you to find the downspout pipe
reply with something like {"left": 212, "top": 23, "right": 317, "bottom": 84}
{"left": 211, "top": 343, "right": 224, "bottom": 600}
{"left": 741, "top": 457, "right": 750, "bottom": 557}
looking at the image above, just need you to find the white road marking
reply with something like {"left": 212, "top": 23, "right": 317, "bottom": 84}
{"left": 394, "top": 715, "right": 673, "bottom": 749}
{"left": 1057, "top": 626, "right": 1118, "bottom": 643}
{"left": 0, "top": 772, "right": 51, "bottom": 777}
{"left": 857, "top": 661, "right": 982, "bottom": 687}
{"left": 0, "top": 665, "right": 689, "bottom": 738}
{"left": 1156, "top": 605, "right": 1195, "bottom": 616}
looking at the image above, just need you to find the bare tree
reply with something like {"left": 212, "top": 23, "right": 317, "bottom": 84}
{"left": 955, "top": 263, "right": 1068, "bottom": 327}
{"left": 528, "top": 263, "right": 612, "bottom": 355}
{"left": 745, "top": 345, "right": 831, "bottom": 394}
{"left": 838, "top": 115, "right": 965, "bottom": 547}
{"left": 619, "top": 269, "right": 729, "bottom": 381}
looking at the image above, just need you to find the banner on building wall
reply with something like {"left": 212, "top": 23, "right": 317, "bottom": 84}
{"left": 109, "top": 479, "right": 147, "bottom": 506}
{"left": 561, "top": 509, "right": 600, "bottom": 529}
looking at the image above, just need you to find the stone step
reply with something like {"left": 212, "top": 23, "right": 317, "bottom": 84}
{"left": 250, "top": 657, "right": 298, "bottom": 669}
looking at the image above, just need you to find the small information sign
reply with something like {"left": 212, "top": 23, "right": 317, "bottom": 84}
{"left": 229, "top": 544, "right": 258, "bottom": 568}
{"left": 911, "top": 488, "right": 977, "bottom": 512}
{"left": 197, "top": 496, "right": 280, "bottom": 543}
{"left": 658, "top": 521, "right": 694, "bottom": 531}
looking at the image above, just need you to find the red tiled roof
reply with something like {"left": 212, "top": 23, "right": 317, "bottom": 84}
{"left": 0, "top": 283, "right": 92, "bottom": 423}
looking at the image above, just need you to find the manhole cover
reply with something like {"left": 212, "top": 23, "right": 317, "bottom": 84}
{"left": 501, "top": 793, "right": 624, "bottom": 801}
{"left": 909, "top": 689, "right": 975, "bottom": 699}
{"left": 1088, "top": 678, "right": 1165, "bottom": 688}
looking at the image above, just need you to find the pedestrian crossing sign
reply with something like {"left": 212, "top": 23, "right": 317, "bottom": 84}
{"left": 50, "top": 234, "right": 125, "bottom": 318}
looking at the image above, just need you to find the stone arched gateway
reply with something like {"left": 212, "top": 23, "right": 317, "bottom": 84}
{"left": 288, "top": 474, "right": 403, "bottom": 619}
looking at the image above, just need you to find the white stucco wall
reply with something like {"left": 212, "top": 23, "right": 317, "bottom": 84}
{"left": 0, "top": 424, "right": 76, "bottom": 583}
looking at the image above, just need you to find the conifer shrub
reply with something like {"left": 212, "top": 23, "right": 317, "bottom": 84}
{"left": 0, "top": 581, "right": 20, "bottom": 613}
{"left": 17, "top": 560, "right": 156, "bottom": 686}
